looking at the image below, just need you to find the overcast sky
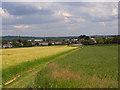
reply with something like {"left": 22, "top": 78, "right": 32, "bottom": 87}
{"left": 1, "top": 2, "right": 118, "bottom": 37}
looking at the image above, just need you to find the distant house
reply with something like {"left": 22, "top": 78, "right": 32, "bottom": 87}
{"left": 3, "top": 44, "right": 12, "bottom": 48}
{"left": 21, "top": 42, "right": 24, "bottom": 46}
{"left": 8, "top": 42, "right": 12, "bottom": 44}
{"left": 55, "top": 41, "right": 62, "bottom": 45}
{"left": 34, "top": 39, "right": 43, "bottom": 42}
{"left": 78, "top": 39, "right": 85, "bottom": 43}
{"left": 39, "top": 42, "right": 49, "bottom": 46}
{"left": 107, "top": 37, "right": 114, "bottom": 39}
{"left": 16, "top": 41, "right": 23, "bottom": 46}
{"left": 31, "top": 42, "right": 35, "bottom": 45}
{"left": 65, "top": 39, "right": 70, "bottom": 41}
{"left": 28, "top": 40, "right": 32, "bottom": 42}
{"left": 16, "top": 41, "right": 20, "bottom": 44}
{"left": 80, "top": 39, "right": 85, "bottom": 41}
{"left": 91, "top": 38, "right": 97, "bottom": 43}
{"left": 49, "top": 41, "right": 55, "bottom": 45}
{"left": 71, "top": 39, "right": 78, "bottom": 41}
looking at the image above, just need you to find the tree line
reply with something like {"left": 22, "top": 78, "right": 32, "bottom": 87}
{"left": 78, "top": 35, "right": 120, "bottom": 45}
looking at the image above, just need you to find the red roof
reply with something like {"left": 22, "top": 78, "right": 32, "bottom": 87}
{"left": 16, "top": 41, "right": 20, "bottom": 44}
{"left": 8, "top": 42, "right": 12, "bottom": 44}
{"left": 80, "top": 39, "right": 85, "bottom": 41}
{"left": 91, "top": 38, "right": 96, "bottom": 42}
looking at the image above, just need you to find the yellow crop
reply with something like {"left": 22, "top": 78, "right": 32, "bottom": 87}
{"left": 2, "top": 46, "right": 76, "bottom": 69}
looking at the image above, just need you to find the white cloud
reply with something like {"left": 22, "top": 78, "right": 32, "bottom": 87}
{"left": 64, "top": 17, "right": 70, "bottom": 22}
{"left": 0, "top": 8, "right": 14, "bottom": 19}
{"left": 111, "top": 8, "right": 118, "bottom": 15}
{"left": 70, "top": 2, "right": 118, "bottom": 20}
{"left": 56, "top": 11, "right": 72, "bottom": 17}
{"left": 0, "top": 8, "right": 5, "bottom": 14}
{"left": 61, "top": 12, "right": 72, "bottom": 17}
{"left": 0, "top": 8, "right": 23, "bottom": 21}
{"left": 12, "top": 25, "right": 32, "bottom": 29}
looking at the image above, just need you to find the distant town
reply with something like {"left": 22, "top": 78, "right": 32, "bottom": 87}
{"left": 1, "top": 35, "right": 120, "bottom": 48}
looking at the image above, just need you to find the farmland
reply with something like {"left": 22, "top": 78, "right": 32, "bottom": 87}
{"left": 2, "top": 46, "right": 77, "bottom": 85}
{"left": 2, "top": 45, "right": 118, "bottom": 88}
{"left": 34, "top": 45, "right": 118, "bottom": 88}
{"left": 2, "top": 46, "right": 76, "bottom": 69}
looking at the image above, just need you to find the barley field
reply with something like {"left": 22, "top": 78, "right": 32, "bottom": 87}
{"left": 2, "top": 46, "right": 77, "bottom": 84}
{"left": 2, "top": 46, "right": 76, "bottom": 69}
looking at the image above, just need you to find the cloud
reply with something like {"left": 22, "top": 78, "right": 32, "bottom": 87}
{"left": 2, "top": 2, "right": 54, "bottom": 16}
{"left": 111, "top": 8, "right": 118, "bottom": 16}
{"left": 16, "top": 16, "right": 22, "bottom": 19}
{"left": 100, "top": 22, "right": 106, "bottom": 27}
{"left": 2, "top": 2, "right": 118, "bottom": 36}
{"left": 0, "top": 8, "right": 14, "bottom": 19}
{"left": 73, "top": 17, "right": 86, "bottom": 23}
{"left": 12, "top": 25, "right": 32, "bottom": 29}
{"left": 2, "top": 2, "right": 40, "bottom": 15}
{"left": 57, "top": 11, "right": 72, "bottom": 17}
{"left": 67, "top": 2, "right": 118, "bottom": 22}
{"left": 0, "top": 8, "right": 5, "bottom": 14}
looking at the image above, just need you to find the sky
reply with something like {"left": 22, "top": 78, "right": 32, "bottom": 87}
{"left": 0, "top": 2, "right": 118, "bottom": 37}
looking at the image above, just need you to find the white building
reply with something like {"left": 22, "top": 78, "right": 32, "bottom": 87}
{"left": 71, "top": 39, "right": 78, "bottom": 41}
{"left": 31, "top": 42, "right": 35, "bottom": 45}
{"left": 39, "top": 42, "right": 49, "bottom": 46}
{"left": 55, "top": 41, "right": 62, "bottom": 45}
{"left": 34, "top": 39, "right": 43, "bottom": 42}
{"left": 28, "top": 40, "right": 32, "bottom": 42}
{"left": 3, "top": 44, "right": 13, "bottom": 48}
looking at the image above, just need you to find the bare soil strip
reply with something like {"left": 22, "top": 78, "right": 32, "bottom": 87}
{"left": 4, "top": 64, "right": 41, "bottom": 86}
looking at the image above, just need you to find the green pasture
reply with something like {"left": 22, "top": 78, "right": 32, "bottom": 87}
{"left": 34, "top": 45, "right": 118, "bottom": 88}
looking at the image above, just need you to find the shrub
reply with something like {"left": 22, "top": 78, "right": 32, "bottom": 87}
{"left": 104, "top": 38, "right": 112, "bottom": 44}
{"left": 96, "top": 38, "right": 104, "bottom": 44}
{"left": 81, "top": 39, "right": 95, "bottom": 45}
{"left": 48, "top": 43, "right": 52, "bottom": 46}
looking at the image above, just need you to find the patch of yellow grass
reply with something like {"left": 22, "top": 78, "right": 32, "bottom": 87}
{"left": 2, "top": 46, "right": 76, "bottom": 69}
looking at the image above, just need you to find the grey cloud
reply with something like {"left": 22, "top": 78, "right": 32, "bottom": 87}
{"left": 2, "top": 2, "right": 53, "bottom": 16}
{"left": 2, "top": 2, "right": 118, "bottom": 36}
{"left": 2, "top": 14, "right": 63, "bottom": 25}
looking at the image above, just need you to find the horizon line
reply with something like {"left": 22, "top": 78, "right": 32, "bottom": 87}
{"left": 1, "top": 34, "right": 119, "bottom": 37}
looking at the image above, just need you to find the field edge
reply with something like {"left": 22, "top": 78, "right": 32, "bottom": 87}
{"left": 2, "top": 47, "right": 79, "bottom": 86}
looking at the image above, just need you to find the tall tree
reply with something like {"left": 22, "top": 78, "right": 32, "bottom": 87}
{"left": 78, "top": 35, "right": 86, "bottom": 39}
